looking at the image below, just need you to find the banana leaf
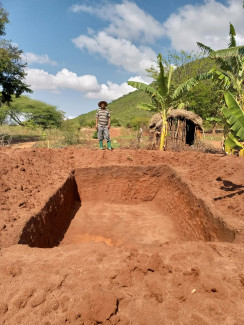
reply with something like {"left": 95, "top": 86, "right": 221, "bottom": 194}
{"left": 225, "top": 132, "right": 243, "bottom": 150}
{"left": 137, "top": 103, "right": 156, "bottom": 111}
{"left": 211, "top": 46, "right": 244, "bottom": 59}
{"left": 127, "top": 81, "right": 164, "bottom": 105}
{"left": 223, "top": 91, "right": 244, "bottom": 141}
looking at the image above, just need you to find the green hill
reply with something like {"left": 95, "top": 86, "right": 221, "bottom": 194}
{"left": 74, "top": 57, "right": 219, "bottom": 128}
{"left": 74, "top": 89, "right": 153, "bottom": 128}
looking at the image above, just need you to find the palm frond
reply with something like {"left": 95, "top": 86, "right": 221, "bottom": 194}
{"left": 157, "top": 54, "right": 168, "bottom": 97}
{"left": 229, "top": 23, "right": 236, "bottom": 48}
{"left": 167, "top": 66, "right": 174, "bottom": 93}
{"left": 197, "top": 42, "right": 213, "bottom": 55}
{"left": 172, "top": 77, "right": 198, "bottom": 98}
{"left": 136, "top": 102, "right": 157, "bottom": 111}
{"left": 211, "top": 46, "right": 244, "bottom": 59}
{"left": 215, "top": 58, "right": 232, "bottom": 72}
{"left": 225, "top": 132, "right": 243, "bottom": 150}
{"left": 226, "top": 71, "right": 239, "bottom": 90}
{"left": 209, "top": 69, "right": 231, "bottom": 89}
{"left": 196, "top": 71, "right": 213, "bottom": 81}
{"left": 127, "top": 81, "right": 164, "bottom": 104}
{"left": 172, "top": 71, "right": 212, "bottom": 99}
{"left": 223, "top": 91, "right": 244, "bottom": 141}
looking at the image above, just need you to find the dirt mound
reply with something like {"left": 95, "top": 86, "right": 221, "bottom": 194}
{"left": 0, "top": 147, "right": 244, "bottom": 324}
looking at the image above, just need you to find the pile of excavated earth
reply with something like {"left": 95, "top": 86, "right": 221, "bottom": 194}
{"left": 0, "top": 147, "right": 244, "bottom": 325}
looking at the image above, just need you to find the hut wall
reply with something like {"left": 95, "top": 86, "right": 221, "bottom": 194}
{"left": 166, "top": 118, "right": 187, "bottom": 148}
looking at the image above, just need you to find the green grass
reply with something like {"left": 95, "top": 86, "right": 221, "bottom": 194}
{"left": 0, "top": 125, "right": 42, "bottom": 144}
{"left": 204, "top": 135, "right": 223, "bottom": 141}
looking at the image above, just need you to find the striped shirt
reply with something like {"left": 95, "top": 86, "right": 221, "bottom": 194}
{"left": 96, "top": 108, "right": 110, "bottom": 126}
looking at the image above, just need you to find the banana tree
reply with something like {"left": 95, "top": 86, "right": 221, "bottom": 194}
{"left": 173, "top": 24, "right": 244, "bottom": 99}
{"left": 222, "top": 91, "right": 244, "bottom": 156}
{"left": 128, "top": 54, "right": 174, "bottom": 150}
{"left": 173, "top": 23, "right": 244, "bottom": 155}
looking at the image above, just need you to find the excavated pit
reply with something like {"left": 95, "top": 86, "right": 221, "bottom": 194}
{"left": 19, "top": 165, "right": 235, "bottom": 248}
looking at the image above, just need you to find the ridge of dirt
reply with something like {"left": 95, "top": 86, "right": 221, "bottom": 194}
{"left": 0, "top": 147, "right": 244, "bottom": 324}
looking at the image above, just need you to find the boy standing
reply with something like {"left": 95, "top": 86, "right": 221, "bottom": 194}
{"left": 95, "top": 101, "right": 112, "bottom": 150}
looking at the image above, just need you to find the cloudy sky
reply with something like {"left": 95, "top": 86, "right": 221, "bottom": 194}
{"left": 2, "top": 0, "right": 244, "bottom": 118}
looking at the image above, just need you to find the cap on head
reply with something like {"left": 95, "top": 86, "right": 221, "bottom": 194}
{"left": 98, "top": 101, "right": 108, "bottom": 107}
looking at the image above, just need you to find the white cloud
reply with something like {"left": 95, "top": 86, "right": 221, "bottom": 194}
{"left": 71, "top": 1, "right": 161, "bottom": 75}
{"left": 22, "top": 52, "right": 57, "bottom": 66}
{"left": 25, "top": 68, "right": 100, "bottom": 92}
{"left": 164, "top": 0, "right": 244, "bottom": 51}
{"left": 25, "top": 67, "right": 151, "bottom": 101}
{"left": 86, "top": 75, "right": 152, "bottom": 101}
{"left": 72, "top": 31, "right": 157, "bottom": 75}
{"left": 70, "top": 1, "right": 165, "bottom": 43}
{"left": 70, "top": 4, "right": 95, "bottom": 14}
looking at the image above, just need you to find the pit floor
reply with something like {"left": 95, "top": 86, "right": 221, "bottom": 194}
{"left": 60, "top": 202, "right": 178, "bottom": 248}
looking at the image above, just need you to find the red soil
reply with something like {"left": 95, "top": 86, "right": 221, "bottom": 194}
{"left": 0, "top": 147, "right": 244, "bottom": 324}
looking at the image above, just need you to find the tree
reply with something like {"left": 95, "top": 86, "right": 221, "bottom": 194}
{"left": 173, "top": 24, "right": 244, "bottom": 101}
{"left": 1, "top": 96, "right": 64, "bottom": 128}
{"left": 147, "top": 50, "right": 204, "bottom": 84}
{"left": 173, "top": 23, "right": 244, "bottom": 154}
{"left": 128, "top": 54, "right": 174, "bottom": 150}
{"left": 222, "top": 91, "right": 244, "bottom": 155}
{"left": 147, "top": 51, "right": 222, "bottom": 120}
{"left": 0, "top": 5, "right": 32, "bottom": 106}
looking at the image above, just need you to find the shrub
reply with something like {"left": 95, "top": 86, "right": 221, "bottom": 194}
{"left": 126, "top": 117, "right": 150, "bottom": 130}
{"left": 61, "top": 121, "right": 80, "bottom": 145}
{"left": 92, "top": 130, "right": 98, "bottom": 139}
{"left": 111, "top": 118, "right": 121, "bottom": 127}
{"left": 87, "top": 120, "right": 95, "bottom": 128}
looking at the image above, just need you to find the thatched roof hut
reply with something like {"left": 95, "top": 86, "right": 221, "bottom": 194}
{"left": 168, "top": 109, "right": 203, "bottom": 130}
{"left": 149, "top": 108, "right": 203, "bottom": 148}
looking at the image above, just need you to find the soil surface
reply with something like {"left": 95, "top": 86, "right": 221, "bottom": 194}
{"left": 0, "top": 147, "right": 244, "bottom": 324}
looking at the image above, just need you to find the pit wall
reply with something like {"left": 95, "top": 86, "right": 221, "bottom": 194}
{"left": 18, "top": 173, "right": 80, "bottom": 248}
{"left": 153, "top": 172, "right": 235, "bottom": 242}
{"left": 75, "top": 165, "right": 235, "bottom": 243}
{"left": 19, "top": 165, "right": 235, "bottom": 248}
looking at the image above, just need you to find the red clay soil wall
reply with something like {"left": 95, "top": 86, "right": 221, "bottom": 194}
{"left": 75, "top": 165, "right": 235, "bottom": 243}
{"left": 153, "top": 172, "right": 235, "bottom": 242}
{"left": 18, "top": 174, "right": 80, "bottom": 248}
{"left": 18, "top": 164, "right": 235, "bottom": 249}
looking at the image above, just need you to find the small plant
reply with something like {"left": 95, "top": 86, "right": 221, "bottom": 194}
{"left": 61, "top": 121, "right": 80, "bottom": 145}
{"left": 92, "top": 130, "right": 98, "bottom": 139}
{"left": 126, "top": 117, "right": 150, "bottom": 130}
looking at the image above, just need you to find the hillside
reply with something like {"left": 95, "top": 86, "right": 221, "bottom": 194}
{"left": 73, "top": 57, "right": 218, "bottom": 128}
{"left": 74, "top": 89, "right": 153, "bottom": 127}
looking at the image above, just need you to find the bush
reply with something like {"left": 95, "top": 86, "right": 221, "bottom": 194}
{"left": 61, "top": 121, "right": 80, "bottom": 145}
{"left": 126, "top": 117, "right": 150, "bottom": 130}
{"left": 87, "top": 120, "right": 95, "bottom": 128}
{"left": 92, "top": 130, "right": 98, "bottom": 139}
{"left": 111, "top": 118, "right": 121, "bottom": 127}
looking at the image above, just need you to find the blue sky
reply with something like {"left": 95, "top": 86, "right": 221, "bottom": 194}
{"left": 1, "top": 0, "right": 244, "bottom": 118}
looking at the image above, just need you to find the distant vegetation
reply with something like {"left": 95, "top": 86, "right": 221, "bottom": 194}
{"left": 74, "top": 90, "right": 153, "bottom": 130}
{"left": 73, "top": 56, "right": 221, "bottom": 130}
{"left": 0, "top": 96, "right": 64, "bottom": 128}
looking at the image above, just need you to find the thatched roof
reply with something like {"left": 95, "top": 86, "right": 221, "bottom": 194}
{"left": 149, "top": 109, "right": 203, "bottom": 130}
{"left": 168, "top": 109, "right": 203, "bottom": 129}
{"left": 149, "top": 113, "right": 161, "bottom": 129}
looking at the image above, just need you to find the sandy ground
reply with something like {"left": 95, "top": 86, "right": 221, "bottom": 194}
{"left": 0, "top": 147, "right": 244, "bottom": 324}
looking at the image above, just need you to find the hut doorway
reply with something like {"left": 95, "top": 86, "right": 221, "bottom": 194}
{"left": 186, "top": 120, "right": 196, "bottom": 145}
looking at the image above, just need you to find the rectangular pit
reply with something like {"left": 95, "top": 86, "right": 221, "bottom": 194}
{"left": 18, "top": 165, "right": 236, "bottom": 248}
